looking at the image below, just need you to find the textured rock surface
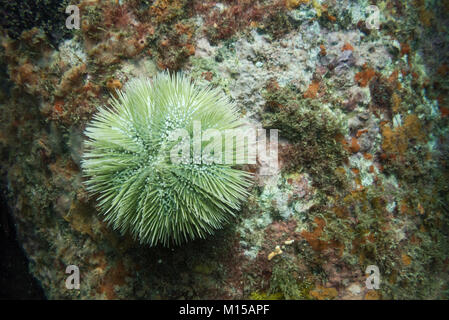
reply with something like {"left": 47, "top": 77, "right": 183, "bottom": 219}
{"left": 1, "top": 0, "right": 449, "bottom": 299}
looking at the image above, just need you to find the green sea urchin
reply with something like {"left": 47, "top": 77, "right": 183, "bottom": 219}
{"left": 82, "top": 72, "right": 252, "bottom": 246}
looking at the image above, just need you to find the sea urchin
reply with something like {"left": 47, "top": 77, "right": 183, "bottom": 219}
{"left": 82, "top": 72, "right": 252, "bottom": 246}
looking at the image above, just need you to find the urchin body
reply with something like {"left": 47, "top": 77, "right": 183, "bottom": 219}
{"left": 82, "top": 73, "right": 252, "bottom": 246}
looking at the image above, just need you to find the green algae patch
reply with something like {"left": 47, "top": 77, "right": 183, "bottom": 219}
{"left": 261, "top": 80, "right": 348, "bottom": 194}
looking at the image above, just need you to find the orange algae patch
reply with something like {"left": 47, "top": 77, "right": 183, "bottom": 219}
{"left": 303, "top": 80, "right": 320, "bottom": 99}
{"left": 106, "top": 79, "right": 123, "bottom": 98}
{"left": 286, "top": 0, "right": 310, "bottom": 10}
{"left": 365, "top": 290, "right": 381, "bottom": 300}
{"left": 399, "top": 201, "right": 413, "bottom": 215}
{"left": 335, "top": 133, "right": 347, "bottom": 145}
{"left": 410, "top": 234, "right": 422, "bottom": 245}
{"left": 401, "top": 254, "right": 412, "bottom": 266}
{"left": 388, "top": 70, "right": 399, "bottom": 83}
{"left": 175, "top": 22, "right": 193, "bottom": 38}
{"left": 301, "top": 217, "right": 326, "bottom": 251}
{"left": 150, "top": 0, "right": 184, "bottom": 23}
{"left": 185, "top": 43, "right": 196, "bottom": 56}
{"left": 341, "top": 42, "right": 354, "bottom": 52}
{"left": 327, "top": 14, "right": 337, "bottom": 22}
{"left": 400, "top": 42, "right": 411, "bottom": 57}
{"left": 356, "top": 129, "right": 368, "bottom": 137}
{"left": 355, "top": 65, "right": 376, "bottom": 87}
{"left": 53, "top": 100, "right": 64, "bottom": 114}
{"left": 440, "top": 106, "right": 449, "bottom": 117}
{"left": 310, "top": 285, "right": 338, "bottom": 300}
{"left": 361, "top": 230, "right": 375, "bottom": 244}
{"left": 392, "top": 92, "right": 402, "bottom": 113}
{"left": 97, "top": 261, "right": 129, "bottom": 299}
{"left": 250, "top": 21, "right": 259, "bottom": 28}
{"left": 106, "top": 78, "right": 122, "bottom": 91}
{"left": 349, "top": 137, "right": 360, "bottom": 153}
{"left": 319, "top": 44, "right": 327, "bottom": 56}
{"left": 381, "top": 114, "right": 425, "bottom": 156}
{"left": 301, "top": 217, "right": 344, "bottom": 255}
{"left": 202, "top": 71, "right": 213, "bottom": 81}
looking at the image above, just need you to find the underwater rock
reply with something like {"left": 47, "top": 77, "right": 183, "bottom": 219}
{"left": 0, "top": 0, "right": 448, "bottom": 300}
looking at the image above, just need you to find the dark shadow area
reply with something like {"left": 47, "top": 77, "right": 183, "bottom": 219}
{"left": 0, "top": 187, "right": 46, "bottom": 299}
{"left": 0, "top": 0, "right": 73, "bottom": 45}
